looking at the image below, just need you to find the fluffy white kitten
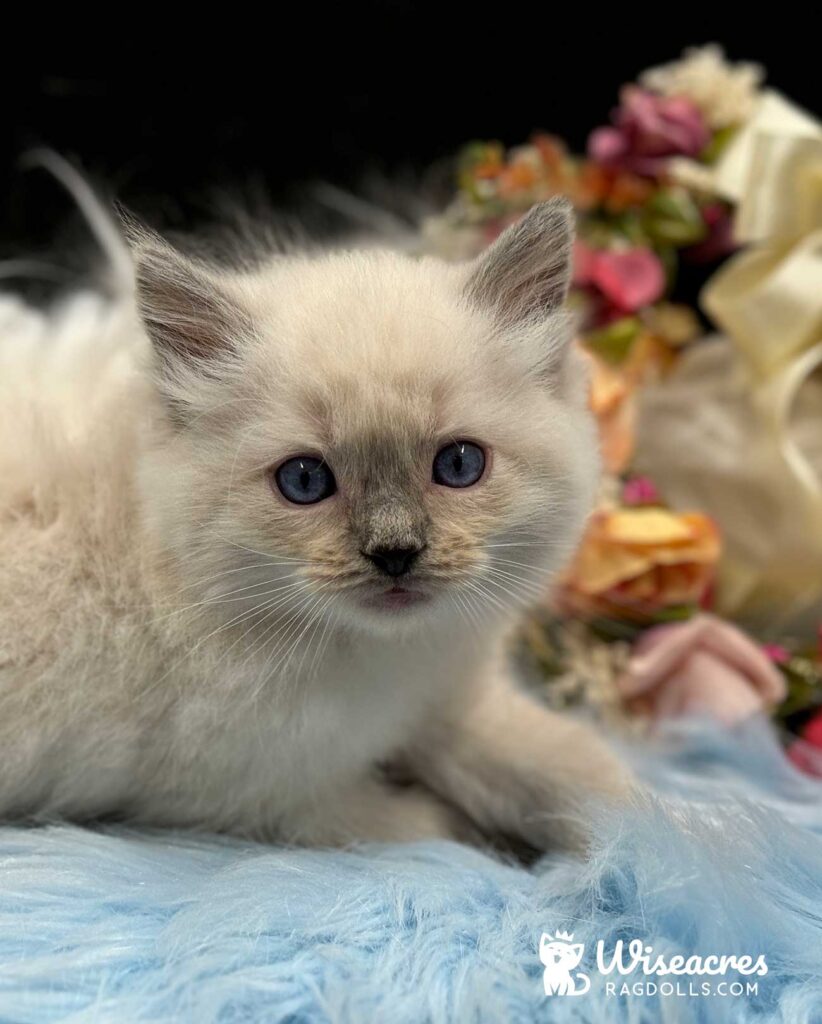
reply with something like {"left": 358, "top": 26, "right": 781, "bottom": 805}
{"left": 0, "top": 198, "right": 631, "bottom": 851}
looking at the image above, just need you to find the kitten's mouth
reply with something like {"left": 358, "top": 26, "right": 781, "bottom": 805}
{"left": 361, "top": 584, "right": 429, "bottom": 611}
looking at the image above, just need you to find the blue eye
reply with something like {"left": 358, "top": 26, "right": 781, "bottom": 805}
{"left": 433, "top": 442, "right": 486, "bottom": 488}
{"left": 275, "top": 456, "right": 336, "bottom": 505}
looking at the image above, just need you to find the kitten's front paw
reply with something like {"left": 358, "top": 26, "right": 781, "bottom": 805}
{"left": 384, "top": 787, "right": 483, "bottom": 845}
{"left": 524, "top": 740, "right": 637, "bottom": 855}
{"left": 286, "top": 779, "right": 476, "bottom": 847}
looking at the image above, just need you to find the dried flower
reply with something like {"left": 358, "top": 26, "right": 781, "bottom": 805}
{"left": 585, "top": 352, "right": 638, "bottom": 474}
{"left": 640, "top": 45, "right": 764, "bottom": 130}
{"left": 559, "top": 506, "right": 721, "bottom": 621}
{"left": 582, "top": 332, "right": 673, "bottom": 474}
{"left": 588, "top": 87, "right": 710, "bottom": 178}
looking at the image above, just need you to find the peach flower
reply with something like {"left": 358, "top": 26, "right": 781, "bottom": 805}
{"left": 618, "top": 614, "right": 786, "bottom": 724}
{"left": 586, "top": 355, "right": 637, "bottom": 474}
{"left": 559, "top": 506, "right": 720, "bottom": 621}
{"left": 582, "top": 333, "right": 674, "bottom": 474}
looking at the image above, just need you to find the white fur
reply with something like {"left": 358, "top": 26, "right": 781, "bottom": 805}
{"left": 0, "top": 201, "right": 631, "bottom": 850}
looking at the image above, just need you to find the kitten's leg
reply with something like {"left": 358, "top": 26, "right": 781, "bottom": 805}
{"left": 407, "top": 675, "right": 634, "bottom": 853}
{"left": 283, "top": 775, "right": 474, "bottom": 847}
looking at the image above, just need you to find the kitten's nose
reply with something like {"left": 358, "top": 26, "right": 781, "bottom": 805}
{"left": 364, "top": 545, "right": 422, "bottom": 578}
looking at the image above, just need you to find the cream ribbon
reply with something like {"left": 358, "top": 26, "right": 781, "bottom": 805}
{"left": 699, "top": 91, "right": 822, "bottom": 498}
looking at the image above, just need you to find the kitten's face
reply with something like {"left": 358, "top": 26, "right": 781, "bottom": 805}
{"left": 136, "top": 201, "right": 598, "bottom": 639}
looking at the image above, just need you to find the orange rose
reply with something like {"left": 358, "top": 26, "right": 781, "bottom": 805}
{"left": 559, "top": 507, "right": 721, "bottom": 622}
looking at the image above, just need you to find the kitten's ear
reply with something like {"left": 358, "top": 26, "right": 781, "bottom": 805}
{"left": 126, "top": 221, "right": 250, "bottom": 374}
{"left": 465, "top": 198, "right": 574, "bottom": 326}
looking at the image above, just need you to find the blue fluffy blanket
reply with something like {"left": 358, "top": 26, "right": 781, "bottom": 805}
{"left": 2, "top": 719, "right": 821, "bottom": 1023}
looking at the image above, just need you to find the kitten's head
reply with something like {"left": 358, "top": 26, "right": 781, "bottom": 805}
{"left": 134, "top": 200, "right": 599, "bottom": 641}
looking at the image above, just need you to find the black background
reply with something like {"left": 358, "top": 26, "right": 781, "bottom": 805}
{"left": 1, "top": 6, "right": 816, "bottom": 256}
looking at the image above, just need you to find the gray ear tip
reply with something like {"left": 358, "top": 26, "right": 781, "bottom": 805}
{"left": 527, "top": 197, "right": 575, "bottom": 235}
{"left": 537, "top": 195, "right": 574, "bottom": 215}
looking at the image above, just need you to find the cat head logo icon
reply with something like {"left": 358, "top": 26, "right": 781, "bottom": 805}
{"left": 539, "top": 931, "right": 591, "bottom": 997}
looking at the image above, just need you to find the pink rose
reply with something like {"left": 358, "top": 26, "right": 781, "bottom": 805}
{"left": 574, "top": 241, "right": 666, "bottom": 313}
{"left": 588, "top": 87, "right": 710, "bottom": 178}
{"left": 618, "top": 614, "right": 787, "bottom": 725}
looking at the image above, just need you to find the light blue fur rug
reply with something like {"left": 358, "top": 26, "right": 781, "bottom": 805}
{"left": 2, "top": 718, "right": 822, "bottom": 1024}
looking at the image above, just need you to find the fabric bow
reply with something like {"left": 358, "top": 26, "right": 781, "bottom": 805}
{"left": 700, "top": 91, "right": 822, "bottom": 497}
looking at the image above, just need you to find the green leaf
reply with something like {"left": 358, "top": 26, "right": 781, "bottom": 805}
{"left": 584, "top": 317, "right": 642, "bottom": 364}
{"left": 643, "top": 188, "right": 708, "bottom": 247}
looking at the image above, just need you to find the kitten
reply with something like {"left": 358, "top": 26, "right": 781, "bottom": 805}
{"left": 0, "top": 198, "right": 632, "bottom": 850}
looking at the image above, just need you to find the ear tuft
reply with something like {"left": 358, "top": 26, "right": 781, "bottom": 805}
{"left": 465, "top": 198, "right": 574, "bottom": 325}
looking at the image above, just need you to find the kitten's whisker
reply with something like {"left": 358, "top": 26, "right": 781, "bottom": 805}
{"left": 191, "top": 526, "right": 290, "bottom": 563}
{"left": 177, "top": 579, "right": 326, "bottom": 705}
{"left": 143, "top": 580, "right": 315, "bottom": 696}
{"left": 148, "top": 574, "right": 307, "bottom": 624}
{"left": 278, "top": 593, "right": 333, "bottom": 679}
{"left": 452, "top": 587, "right": 483, "bottom": 633}
{"left": 482, "top": 562, "right": 548, "bottom": 592}
{"left": 306, "top": 600, "right": 336, "bottom": 682}
{"left": 449, "top": 569, "right": 509, "bottom": 616}
{"left": 448, "top": 588, "right": 472, "bottom": 629}
{"left": 140, "top": 589, "right": 307, "bottom": 700}
{"left": 172, "top": 558, "right": 310, "bottom": 594}
{"left": 295, "top": 592, "right": 336, "bottom": 679}
{"left": 485, "top": 566, "right": 547, "bottom": 588}
{"left": 476, "top": 573, "right": 538, "bottom": 607}
{"left": 242, "top": 580, "right": 336, "bottom": 696}
{"left": 458, "top": 576, "right": 509, "bottom": 617}
{"left": 250, "top": 587, "right": 333, "bottom": 700}
{"left": 464, "top": 585, "right": 489, "bottom": 628}
{"left": 483, "top": 541, "right": 542, "bottom": 550}
{"left": 487, "top": 556, "right": 548, "bottom": 574}
{"left": 480, "top": 575, "right": 545, "bottom": 606}
{"left": 445, "top": 592, "right": 471, "bottom": 635}
{"left": 309, "top": 601, "right": 342, "bottom": 683}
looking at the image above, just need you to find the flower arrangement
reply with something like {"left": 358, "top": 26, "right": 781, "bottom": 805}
{"left": 422, "top": 47, "right": 755, "bottom": 474}
{"left": 422, "top": 45, "right": 822, "bottom": 758}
